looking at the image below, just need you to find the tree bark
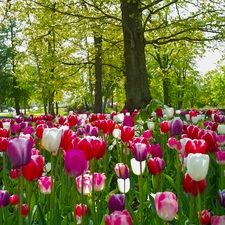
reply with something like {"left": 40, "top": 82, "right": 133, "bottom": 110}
{"left": 121, "top": 0, "right": 151, "bottom": 112}
{"left": 94, "top": 33, "right": 103, "bottom": 113}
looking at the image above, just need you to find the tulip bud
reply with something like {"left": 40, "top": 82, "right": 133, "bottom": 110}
{"left": 0, "top": 190, "right": 10, "bottom": 207}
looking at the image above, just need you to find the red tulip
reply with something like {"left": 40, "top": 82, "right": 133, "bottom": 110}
{"left": 198, "top": 209, "right": 211, "bottom": 225}
{"left": 0, "top": 137, "right": 8, "bottom": 152}
{"left": 148, "top": 157, "right": 165, "bottom": 175}
{"left": 0, "top": 128, "right": 9, "bottom": 137}
{"left": 68, "top": 114, "right": 78, "bottom": 127}
{"left": 35, "top": 124, "right": 47, "bottom": 139}
{"left": 183, "top": 173, "right": 206, "bottom": 196}
{"left": 121, "top": 126, "right": 134, "bottom": 144}
{"left": 60, "top": 129, "right": 77, "bottom": 152}
{"left": 184, "top": 139, "right": 207, "bottom": 157}
{"left": 187, "top": 125, "right": 200, "bottom": 139}
{"left": 10, "top": 194, "right": 19, "bottom": 205}
{"left": 22, "top": 155, "right": 45, "bottom": 181}
{"left": 160, "top": 121, "right": 169, "bottom": 134}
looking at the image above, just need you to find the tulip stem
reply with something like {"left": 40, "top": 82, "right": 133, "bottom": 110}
{"left": 50, "top": 154, "right": 55, "bottom": 225}
{"left": 138, "top": 161, "right": 143, "bottom": 224}
{"left": 0, "top": 207, "right": 2, "bottom": 225}
{"left": 189, "top": 194, "right": 194, "bottom": 224}
{"left": 91, "top": 159, "right": 97, "bottom": 225}
{"left": 73, "top": 178, "right": 77, "bottom": 225}
{"left": 197, "top": 185, "right": 202, "bottom": 225}
{"left": 26, "top": 181, "right": 33, "bottom": 225}
{"left": 18, "top": 167, "right": 24, "bottom": 225}
{"left": 81, "top": 173, "right": 84, "bottom": 225}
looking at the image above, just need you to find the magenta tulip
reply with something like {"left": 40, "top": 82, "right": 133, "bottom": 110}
{"left": 105, "top": 210, "right": 132, "bottom": 225}
{"left": 216, "top": 150, "right": 225, "bottom": 164}
{"left": 7, "top": 136, "right": 33, "bottom": 167}
{"left": 154, "top": 191, "right": 178, "bottom": 221}
{"left": 64, "top": 149, "right": 88, "bottom": 178}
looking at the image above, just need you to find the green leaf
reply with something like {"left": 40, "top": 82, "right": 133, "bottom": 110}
{"left": 146, "top": 99, "right": 165, "bottom": 115}
{"left": 37, "top": 204, "right": 47, "bottom": 225}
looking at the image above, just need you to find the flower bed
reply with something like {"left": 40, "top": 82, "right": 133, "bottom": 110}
{"left": 0, "top": 99, "right": 225, "bottom": 225}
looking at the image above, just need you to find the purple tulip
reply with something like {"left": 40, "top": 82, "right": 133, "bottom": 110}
{"left": 218, "top": 190, "right": 225, "bottom": 208}
{"left": 64, "top": 149, "right": 88, "bottom": 177}
{"left": 0, "top": 190, "right": 10, "bottom": 207}
{"left": 108, "top": 194, "right": 125, "bottom": 213}
{"left": 133, "top": 143, "right": 148, "bottom": 162}
{"left": 169, "top": 117, "right": 183, "bottom": 137}
{"left": 7, "top": 136, "right": 33, "bottom": 167}
{"left": 114, "top": 163, "right": 129, "bottom": 179}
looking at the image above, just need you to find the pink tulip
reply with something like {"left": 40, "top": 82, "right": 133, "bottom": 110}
{"left": 216, "top": 150, "right": 225, "bottom": 164}
{"left": 76, "top": 172, "right": 92, "bottom": 195}
{"left": 38, "top": 176, "right": 52, "bottom": 194}
{"left": 105, "top": 210, "right": 132, "bottom": 225}
{"left": 93, "top": 173, "right": 106, "bottom": 191}
{"left": 154, "top": 192, "right": 178, "bottom": 221}
{"left": 211, "top": 215, "right": 225, "bottom": 225}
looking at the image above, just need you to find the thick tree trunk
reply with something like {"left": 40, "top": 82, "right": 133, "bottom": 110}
{"left": 94, "top": 33, "right": 103, "bottom": 113}
{"left": 121, "top": 0, "right": 151, "bottom": 112}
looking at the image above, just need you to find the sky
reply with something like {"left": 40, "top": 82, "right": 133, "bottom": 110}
{"left": 197, "top": 49, "right": 223, "bottom": 75}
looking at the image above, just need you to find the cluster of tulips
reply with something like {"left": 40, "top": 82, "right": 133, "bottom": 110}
{"left": 0, "top": 99, "right": 225, "bottom": 224}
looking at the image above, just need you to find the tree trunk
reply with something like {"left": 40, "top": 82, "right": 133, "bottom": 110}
{"left": 163, "top": 77, "right": 170, "bottom": 106}
{"left": 94, "top": 33, "right": 103, "bottom": 113}
{"left": 121, "top": 0, "right": 151, "bottom": 112}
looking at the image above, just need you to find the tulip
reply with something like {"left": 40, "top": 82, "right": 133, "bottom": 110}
{"left": 216, "top": 151, "right": 225, "bottom": 164}
{"left": 122, "top": 115, "right": 134, "bottom": 127}
{"left": 130, "top": 158, "right": 146, "bottom": 175}
{"left": 93, "top": 173, "right": 106, "bottom": 191}
{"left": 35, "top": 124, "right": 47, "bottom": 139}
{"left": 67, "top": 114, "right": 78, "bottom": 127}
{"left": 38, "top": 176, "right": 52, "bottom": 194}
{"left": 42, "top": 128, "right": 62, "bottom": 155}
{"left": 60, "top": 129, "right": 77, "bottom": 152}
{"left": 218, "top": 125, "right": 225, "bottom": 134}
{"left": 0, "top": 137, "right": 8, "bottom": 151}
{"left": 133, "top": 143, "right": 148, "bottom": 161}
{"left": 121, "top": 126, "right": 134, "bottom": 144}
{"left": 185, "top": 153, "right": 209, "bottom": 181}
{"left": 76, "top": 173, "right": 92, "bottom": 195}
{"left": 199, "top": 209, "right": 211, "bottom": 225}
{"left": 160, "top": 121, "right": 170, "bottom": 134}
{"left": 211, "top": 215, "right": 225, "bottom": 225}
{"left": 105, "top": 210, "right": 132, "bottom": 225}
{"left": 0, "top": 190, "right": 10, "bottom": 207}
{"left": 113, "top": 113, "right": 124, "bottom": 123}
{"left": 114, "top": 163, "right": 129, "bottom": 179}
{"left": 184, "top": 139, "right": 207, "bottom": 157}
{"left": 151, "top": 143, "right": 163, "bottom": 158}
{"left": 7, "top": 136, "right": 33, "bottom": 167}
{"left": 165, "top": 107, "right": 174, "bottom": 118}
{"left": 143, "top": 130, "right": 152, "bottom": 140}
{"left": 216, "top": 134, "right": 225, "bottom": 146}
{"left": 147, "top": 122, "right": 155, "bottom": 131}
{"left": 64, "top": 150, "right": 88, "bottom": 178}
{"left": 74, "top": 204, "right": 87, "bottom": 224}
{"left": 154, "top": 191, "right": 178, "bottom": 221}
{"left": 108, "top": 194, "right": 125, "bottom": 213}
{"left": 16, "top": 203, "right": 29, "bottom": 216}
{"left": 112, "top": 128, "right": 121, "bottom": 139}
{"left": 117, "top": 178, "right": 130, "bottom": 193}
{"left": 0, "top": 128, "right": 9, "bottom": 137}
{"left": 169, "top": 117, "right": 183, "bottom": 137}
{"left": 148, "top": 157, "right": 166, "bottom": 175}
{"left": 10, "top": 194, "right": 19, "bottom": 205}
{"left": 218, "top": 189, "right": 225, "bottom": 208}
{"left": 183, "top": 173, "right": 206, "bottom": 196}
{"left": 22, "top": 154, "right": 45, "bottom": 181}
